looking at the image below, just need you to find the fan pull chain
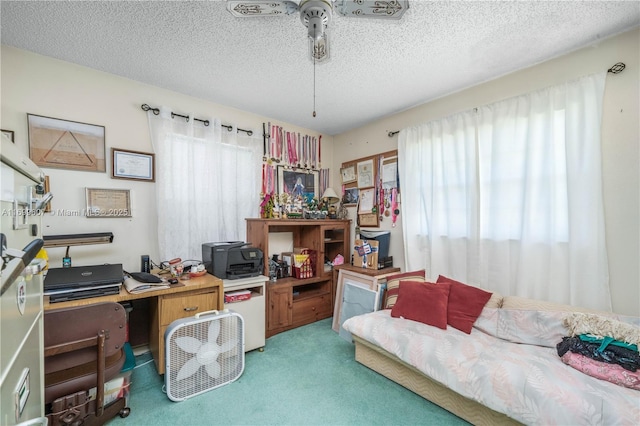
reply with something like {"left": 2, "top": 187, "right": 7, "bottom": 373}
{"left": 313, "top": 23, "right": 317, "bottom": 118}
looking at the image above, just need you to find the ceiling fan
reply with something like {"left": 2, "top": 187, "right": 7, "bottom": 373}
{"left": 226, "top": 1, "right": 410, "bottom": 63}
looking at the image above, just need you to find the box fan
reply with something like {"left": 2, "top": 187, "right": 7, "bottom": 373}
{"left": 165, "top": 310, "right": 244, "bottom": 401}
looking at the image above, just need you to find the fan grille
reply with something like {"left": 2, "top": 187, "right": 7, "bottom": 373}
{"left": 166, "top": 312, "right": 244, "bottom": 401}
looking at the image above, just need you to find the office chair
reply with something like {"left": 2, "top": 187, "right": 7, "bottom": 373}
{"left": 44, "top": 302, "right": 130, "bottom": 425}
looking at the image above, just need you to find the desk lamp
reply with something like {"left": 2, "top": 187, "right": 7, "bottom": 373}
{"left": 321, "top": 188, "right": 340, "bottom": 219}
{"left": 43, "top": 232, "right": 114, "bottom": 267}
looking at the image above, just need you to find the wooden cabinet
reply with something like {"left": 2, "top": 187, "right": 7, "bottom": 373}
{"left": 149, "top": 278, "right": 221, "bottom": 375}
{"left": 268, "top": 285, "right": 292, "bottom": 330}
{"left": 246, "top": 218, "right": 350, "bottom": 337}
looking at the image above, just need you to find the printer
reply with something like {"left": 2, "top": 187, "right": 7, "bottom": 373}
{"left": 202, "top": 241, "right": 263, "bottom": 280}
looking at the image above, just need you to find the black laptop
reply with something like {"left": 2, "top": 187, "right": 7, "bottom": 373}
{"left": 44, "top": 264, "right": 124, "bottom": 291}
{"left": 46, "top": 284, "right": 122, "bottom": 303}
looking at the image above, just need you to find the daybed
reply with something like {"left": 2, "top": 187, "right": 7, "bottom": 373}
{"left": 342, "top": 274, "right": 640, "bottom": 425}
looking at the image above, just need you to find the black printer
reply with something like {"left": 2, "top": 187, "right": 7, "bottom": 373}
{"left": 202, "top": 241, "right": 263, "bottom": 280}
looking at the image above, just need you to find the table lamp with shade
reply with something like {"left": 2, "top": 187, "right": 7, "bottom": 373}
{"left": 321, "top": 187, "right": 340, "bottom": 218}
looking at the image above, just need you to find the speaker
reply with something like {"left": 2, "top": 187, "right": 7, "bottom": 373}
{"left": 141, "top": 255, "right": 150, "bottom": 273}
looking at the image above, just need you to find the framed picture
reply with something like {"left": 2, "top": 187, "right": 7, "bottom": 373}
{"left": 357, "top": 159, "right": 375, "bottom": 188}
{"left": 278, "top": 166, "right": 319, "bottom": 203}
{"left": 359, "top": 212, "right": 379, "bottom": 227}
{"left": 358, "top": 188, "right": 375, "bottom": 213}
{"left": 27, "top": 114, "right": 106, "bottom": 172}
{"left": 343, "top": 187, "right": 359, "bottom": 206}
{"left": 85, "top": 188, "right": 131, "bottom": 218}
{"left": 338, "top": 282, "right": 379, "bottom": 342}
{"left": 1, "top": 129, "right": 14, "bottom": 142}
{"left": 332, "top": 269, "right": 384, "bottom": 333}
{"left": 111, "top": 148, "right": 155, "bottom": 182}
{"left": 340, "top": 165, "right": 356, "bottom": 184}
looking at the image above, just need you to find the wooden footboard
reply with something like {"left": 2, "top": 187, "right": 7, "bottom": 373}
{"left": 352, "top": 336, "right": 520, "bottom": 426}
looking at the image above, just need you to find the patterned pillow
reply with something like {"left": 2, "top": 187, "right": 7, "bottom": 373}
{"left": 383, "top": 270, "right": 426, "bottom": 309}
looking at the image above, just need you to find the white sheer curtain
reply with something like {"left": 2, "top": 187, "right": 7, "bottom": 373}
{"left": 399, "top": 72, "right": 611, "bottom": 310}
{"left": 147, "top": 107, "right": 261, "bottom": 262}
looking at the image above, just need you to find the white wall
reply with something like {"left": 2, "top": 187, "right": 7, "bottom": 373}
{"left": 332, "top": 28, "right": 639, "bottom": 316}
{"left": 2, "top": 28, "right": 637, "bottom": 315}
{"left": 1, "top": 45, "right": 334, "bottom": 274}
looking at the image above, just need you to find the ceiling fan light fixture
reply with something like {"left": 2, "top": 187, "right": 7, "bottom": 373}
{"left": 309, "top": 30, "right": 330, "bottom": 62}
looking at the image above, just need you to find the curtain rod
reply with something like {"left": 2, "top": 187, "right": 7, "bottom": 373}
{"left": 387, "top": 62, "right": 627, "bottom": 138}
{"left": 141, "top": 104, "right": 253, "bottom": 136}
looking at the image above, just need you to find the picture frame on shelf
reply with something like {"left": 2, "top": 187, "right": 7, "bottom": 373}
{"left": 277, "top": 166, "right": 319, "bottom": 204}
{"left": 1, "top": 129, "right": 14, "bottom": 142}
{"left": 27, "top": 114, "right": 106, "bottom": 172}
{"left": 85, "top": 188, "right": 131, "bottom": 218}
{"left": 111, "top": 148, "right": 155, "bottom": 182}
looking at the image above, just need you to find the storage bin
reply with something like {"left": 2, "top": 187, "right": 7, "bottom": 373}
{"left": 293, "top": 248, "right": 317, "bottom": 277}
{"left": 90, "top": 342, "right": 135, "bottom": 407}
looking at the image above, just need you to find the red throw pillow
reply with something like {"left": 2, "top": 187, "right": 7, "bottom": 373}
{"left": 383, "top": 270, "right": 426, "bottom": 309}
{"left": 391, "top": 280, "right": 450, "bottom": 329}
{"left": 437, "top": 275, "right": 493, "bottom": 334}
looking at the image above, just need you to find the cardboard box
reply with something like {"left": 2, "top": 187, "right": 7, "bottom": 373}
{"left": 225, "top": 289, "right": 252, "bottom": 303}
{"left": 353, "top": 239, "right": 379, "bottom": 269}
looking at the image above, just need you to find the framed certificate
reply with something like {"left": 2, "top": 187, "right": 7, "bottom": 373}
{"left": 357, "top": 159, "right": 374, "bottom": 188}
{"left": 86, "top": 188, "right": 132, "bottom": 218}
{"left": 111, "top": 148, "right": 155, "bottom": 181}
{"left": 341, "top": 165, "right": 356, "bottom": 184}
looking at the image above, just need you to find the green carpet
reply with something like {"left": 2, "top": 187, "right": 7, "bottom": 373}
{"left": 108, "top": 318, "right": 469, "bottom": 425}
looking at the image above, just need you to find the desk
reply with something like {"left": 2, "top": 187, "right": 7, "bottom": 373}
{"left": 44, "top": 273, "right": 223, "bottom": 375}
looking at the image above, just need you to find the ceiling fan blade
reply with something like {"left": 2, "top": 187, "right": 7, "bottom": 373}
{"left": 227, "top": 1, "right": 300, "bottom": 18}
{"left": 334, "top": 0, "right": 409, "bottom": 20}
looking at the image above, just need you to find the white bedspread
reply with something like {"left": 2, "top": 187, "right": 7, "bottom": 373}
{"left": 343, "top": 309, "right": 640, "bottom": 425}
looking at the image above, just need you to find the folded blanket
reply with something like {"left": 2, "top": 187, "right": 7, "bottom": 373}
{"left": 556, "top": 336, "right": 640, "bottom": 371}
{"left": 561, "top": 352, "right": 640, "bottom": 390}
{"left": 563, "top": 312, "right": 640, "bottom": 346}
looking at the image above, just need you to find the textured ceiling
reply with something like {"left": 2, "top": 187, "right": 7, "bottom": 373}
{"left": 1, "top": 1, "right": 638, "bottom": 135}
